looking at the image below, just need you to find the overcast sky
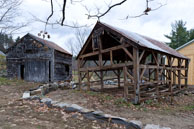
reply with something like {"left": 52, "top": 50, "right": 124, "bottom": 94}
{"left": 17, "top": 0, "right": 194, "bottom": 54}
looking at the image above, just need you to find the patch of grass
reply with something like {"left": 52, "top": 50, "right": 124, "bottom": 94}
{"left": 114, "top": 98, "right": 131, "bottom": 108}
{"left": 183, "top": 105, "right": 194, "bottom": 111}
{"left": 145, "top": 99, "right": 153, "bottom": 105}
{"left": 104, "top": 95, "right": 113, "bottom": 101}
{"left": 86, "top": 91, "right": 99, "bottom": 96}
{"left": 0, "top": 77, "right": 26, "bottom": 86}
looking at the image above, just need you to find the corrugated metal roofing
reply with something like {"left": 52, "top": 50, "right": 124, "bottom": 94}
{"left": 99, "top": 22, "right": 188, "bottom": 59}
{"left": 176, "top": 39, "right": 194, "bottom": 51}
{"left": 28, "top": 33, "right": 72, "bottom": 55}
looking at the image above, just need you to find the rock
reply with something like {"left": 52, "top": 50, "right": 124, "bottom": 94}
{"left": 40, "top": 98, "right": 52, "bottom": 103}
{"left": 51, "top": 101, "right": 58, "bottom": 105}
{"left": 80, "top": 108, "right": 93, "bottom": 113}
{"left": 41, "top": 86, "right": 49, "bottom": 95}
{"left": 126, "top": 122, "right": 141, "bottom": 129}
{"left": 64, "top": 107, "right": 79, "bottom": 113}
{"left": 27, "top": 96, "right": 40, "bottom": 101}
{"left": 92, "top": 110, "right": 104, "bottom": 116}
{"left": 30, "top": 89, "right": 41, "bottom": 95}
{"left": 53, "top": 102, "right": 70, "bottom": 108}
{"left": 22, "top": 91, "right": 30, "bottom": 99}
{"left": 130, "top": 120, "right": 143, "bottom": 129}
{"left": 70, "top": 104, "right": 83, "bottom": 111}
{"left": 184, "top": 91, "right": 189, "bottom": 95}
{"left": 144, "top": 124, "right": 171, "bottom": 129}
{"left": 72, "top": 84, "right": 77, "bottom": 89}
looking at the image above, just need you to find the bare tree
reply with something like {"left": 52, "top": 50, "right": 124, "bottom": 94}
{"left": 66, "top": 23, "right": 89, "bottom": 56}
{"left": 0, "top": 0, "right": 28, "bottom": 34}
{"left": 45, "top": 0, "right": 166, "bottom": 26}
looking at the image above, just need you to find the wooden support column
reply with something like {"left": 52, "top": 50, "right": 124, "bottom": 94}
{"left": 87, "top": 70, "right": 90, "bottom": 91}
{"left": 123, "top": 66, "right": 128, "bottom": 99}
{"left": 99, "top": 36, "right": 104, "bottom": 89}
{"left": 185, "top": 59, "right": 189, "bottom": 88}
{"left": 117, "top": 69, "right": 121, "bottom": 88}
{"left": 77, "top": 58, "right": 82, "bottom": 90}
{"left": 173, "top": 69, "right": 176, "bottom": 85}
{"left": 110, "top": 50, "right": 113, "bottom": 65}
{"left": 155, "top": 53, "right": 159, "bottom": 99}
{"left": 178, "top": 58, "right": 181, "bottom": 90}
{"left": 168, "top": 56, "right": 173, "bottom": 102}
{"left": 133, "top": 47, "right": 140, "bottom": 104}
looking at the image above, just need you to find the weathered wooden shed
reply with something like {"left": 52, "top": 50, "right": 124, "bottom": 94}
{"left": 77, "top": 22, "right": 189, "bottom": 104}
{"left": 6, "top": 33, "right": 72, "bottom": 82}
{"left": 176, "top": 39, "right": 194, "bottom": 85}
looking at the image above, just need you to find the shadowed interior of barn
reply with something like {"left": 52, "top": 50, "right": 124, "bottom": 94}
{"left": 6, "top": 33, "right": 72, "bottom": 82}
{"left": 76, "top": 22, "right": 190, "bottom": 104}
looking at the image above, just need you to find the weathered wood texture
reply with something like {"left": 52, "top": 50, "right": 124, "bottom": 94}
{"left": 76, "top": 22, "right": 189, "bottom": 103}
{"left": 6, "top": 34, "right": 72, "bottom": 82}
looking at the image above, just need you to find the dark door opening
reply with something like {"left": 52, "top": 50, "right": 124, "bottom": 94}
{"left": 20, "top": 65, "right": 25, "bottom": 79}
{"left": 65, "top": 65, "right": 69, "bottom": 76}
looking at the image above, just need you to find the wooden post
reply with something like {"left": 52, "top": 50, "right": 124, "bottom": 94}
{"left": 99, "top": 36, "right": 104, "bottom": 89}
{"left": 178, "top": 58, "right": 181, "bottom": 90}
{"left": 185, "top": 59, "right": 189, "bottom": 88}
{"left": 155, "top": 53, "right": 159, "bottom": 99}
{"left": 87, "top": 70, "right": 90, "bottom": 91}
{"left": 77, "top": 58, "right": 82, "bottom": 90}
{"left": 173, "top": 69, "right": 176, "bottom": 85}
{"left": 133, "top": 47, "right": 140, "bottom": 104}
{"left": 110, "top": 50, "right": 113, "bottom": 65}
{"left": 168, "top": 56, "right": 173, "bottom": 102}
{"left": 117, "top": 69, "right": 121, "bottom": 88}
{"left": 123, "top": 66, "right": 128, "bottom": 99}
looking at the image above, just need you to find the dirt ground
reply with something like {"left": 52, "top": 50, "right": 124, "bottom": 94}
{"left": 47, "top": 86, "right": 194, "bottom": 129}
{"left": 0, "top": 79, "right": 125, "bottom": 129}
{"left": 0, "top": 78, "right": 194, "bottom": 129}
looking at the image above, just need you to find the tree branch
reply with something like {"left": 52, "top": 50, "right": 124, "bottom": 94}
{"left": 86, "top": 0, "right": 127, "bottom": 19}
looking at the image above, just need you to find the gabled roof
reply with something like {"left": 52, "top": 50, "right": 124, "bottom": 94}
{"left": 27, "top": 33, "right": 72, "bottom": 55}
{"left": 176, "top": 39, "right": 194, "bottom": 51}
{"left": 7, "top": 33, "right": 72, "bottom": 56}
{"left": 77, "top": 21, "right": 188, "bottom": 59}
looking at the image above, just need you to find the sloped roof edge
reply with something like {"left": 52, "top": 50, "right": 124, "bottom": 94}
{"left": 176, "top": 39, "right": 194, "bottom": 51}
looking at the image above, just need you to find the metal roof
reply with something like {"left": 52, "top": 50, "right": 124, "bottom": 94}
{"left": 176, "top": 39, "right": 194, "bottom": 51}
{"left": 28, "top": 33, "right": 72, "bottom": 55}
{"left": 98, "top": 22, "right": 188, "bottom": 59}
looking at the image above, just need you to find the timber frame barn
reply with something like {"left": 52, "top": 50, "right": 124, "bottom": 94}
{"left": 77, "top": 22, "right": 190, "bottom": 104}
{"left": 6, "top": 33, "right": 72, "bottom": 82}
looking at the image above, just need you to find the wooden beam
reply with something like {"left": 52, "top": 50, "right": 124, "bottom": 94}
{"left": 133, "top": 47, "right": 140, "bottom": 104}
{"left": 80, "top": 44, "right": 130, "bottom": 59}
{"left": 185, "top": 59, "right": 189, "bottom": 88}
{"left": 110, "top": 50, "right": 113, "bottom": 65}
{"left": 123, "top": 66, "right": 128, "bottom": 99}
{"left": 122, "top": 47, "right": 133, "bottom": 61}
{"left": 178, "top": 58, "right": 181, "bottom": 90}
{"left": 77, "top": 58, "right": 82, "bottom": 90}
{"left": 117, "top": 69, "right": 121, "bottom": 88}
{"left": 139, "top": 50, "right": 145, "bottom": 64}
{"left": 80, "top": 62, "right": 133, "bottom": 72}
{"left": 87, "top": 70, "right": 90, "bottom": 91}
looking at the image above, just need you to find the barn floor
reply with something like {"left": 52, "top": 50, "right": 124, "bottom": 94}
{"left": 0, "top": 78, "right": 194, "bottom": 129}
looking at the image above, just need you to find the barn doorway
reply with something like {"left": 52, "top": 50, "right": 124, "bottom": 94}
{"left": 20, "top": 65, "right": 25, "bottom": 79}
